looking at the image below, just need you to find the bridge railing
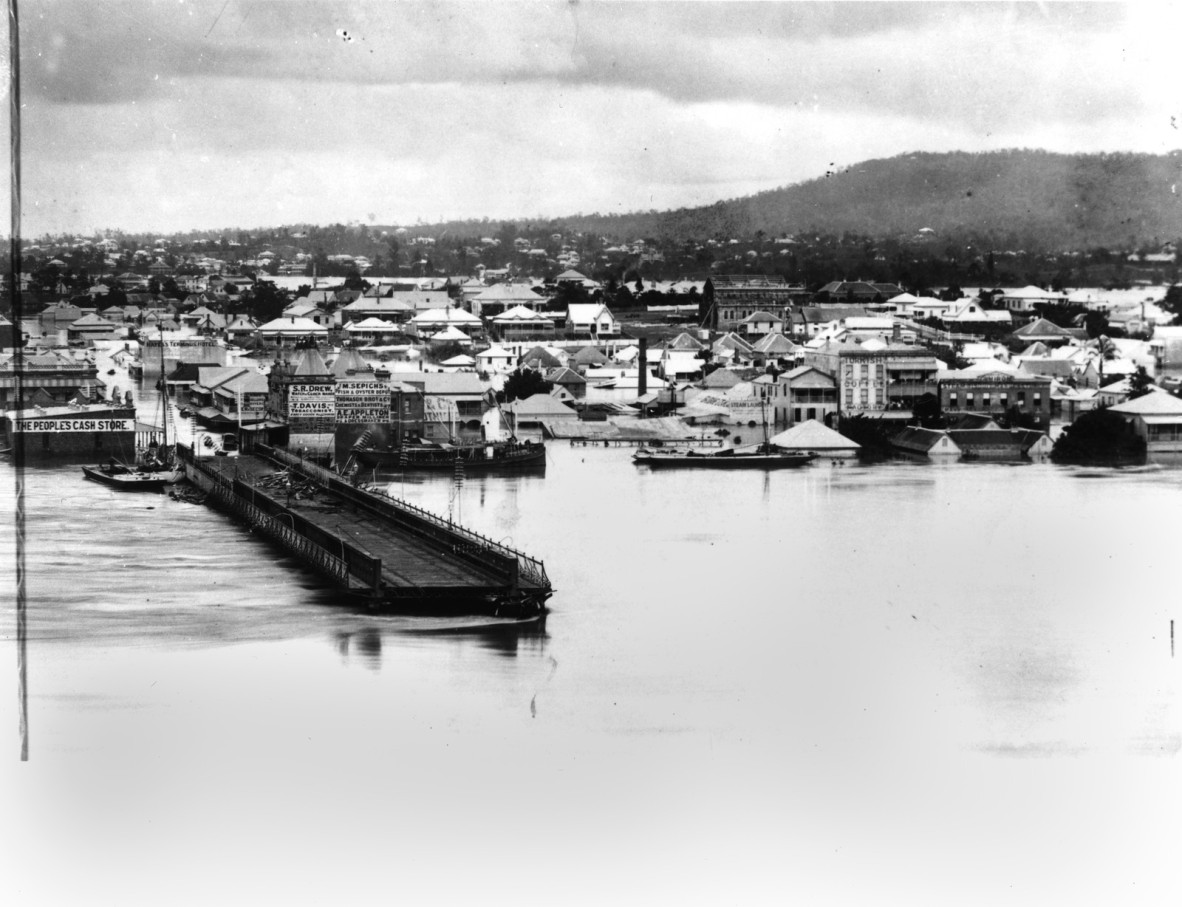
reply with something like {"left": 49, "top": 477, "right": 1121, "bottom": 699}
{"left": 258, "top": 443, "right": 550, "bottom": 590}
{"left": 179, "top": 442, "right": 381, "bottom": 591}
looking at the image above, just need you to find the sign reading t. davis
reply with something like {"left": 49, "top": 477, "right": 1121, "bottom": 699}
{"left": 336, "top": 381, "right": 391, "bottom": 424}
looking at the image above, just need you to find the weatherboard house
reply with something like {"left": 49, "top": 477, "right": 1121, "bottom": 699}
{"left": 1108, "top": 391, "right": 1182, "bottom": 454}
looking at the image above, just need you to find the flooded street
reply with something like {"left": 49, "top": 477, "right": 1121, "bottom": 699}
{"left": 2, "top": 446, "right": 1180, "bottom": 905}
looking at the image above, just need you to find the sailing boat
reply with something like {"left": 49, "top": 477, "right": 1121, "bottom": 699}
{"left": 82, "top": 334, "right": 184, "bottom": 491}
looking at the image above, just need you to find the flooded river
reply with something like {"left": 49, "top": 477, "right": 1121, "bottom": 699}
{"left": 2, "top": 444, "right": 1180, "bottom": 905}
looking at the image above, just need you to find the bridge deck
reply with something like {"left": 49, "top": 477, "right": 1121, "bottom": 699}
{"left": 197, "top": 453, "right": 523, "bottom": 595}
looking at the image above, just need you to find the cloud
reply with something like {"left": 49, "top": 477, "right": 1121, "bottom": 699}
{"left": 18, "top": 0, "right": 1178, "bottom": 234}
{"left": 25, "top": 0, "right": 1146, "bottom": 135}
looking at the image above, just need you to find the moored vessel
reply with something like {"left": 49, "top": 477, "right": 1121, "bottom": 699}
{"left": 632, "top": 445, "right": 816, "bottom": 469}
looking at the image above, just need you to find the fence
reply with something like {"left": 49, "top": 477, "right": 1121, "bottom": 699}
{"left": 178, "top": 443, "right": 382, "bottom": 592}
{"left": 258, "top": 444, "right": 551, "bottom": 591}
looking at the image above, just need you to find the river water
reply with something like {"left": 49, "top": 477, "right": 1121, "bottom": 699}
{"left": 2, "top": 435, "right": 1181, "bottom": 904}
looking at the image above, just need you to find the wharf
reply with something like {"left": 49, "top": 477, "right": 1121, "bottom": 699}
{"left": 177, "top": 443, "right": 551, "bottom": 616}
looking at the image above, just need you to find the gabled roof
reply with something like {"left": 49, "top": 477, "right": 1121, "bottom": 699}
{"left": 430, "top": 325, "right": 473, "bottom": 341}
{"left": 519, "top": 347, "right": 564, "bottom": 369}
{"left": 1002, "top": 285, "right": 1064, "bottom": 300}
{"left": 891, "top": 426, "right": 959, "bottom": 453}
{"left": 712, "top": 332, "right": 755, "bottom": 354}
{"left": 345, "top": 316, "right": 400, "bottom": 330}
{"left": 1013, "top": 317, "right": 1073, "bottom": 338}
{"left": 70, "top": 313, "right": 118, "bottom": 328}
{"left": 411, "top": 307, "right": 481, "bottom": 324}
{"left": 282, "top": 302, "right": 320, "bottom": 317}
{"left": 740, "top": 310, "right": 783, "bottom": 324}
{"left": 571, "top": 346, "right": 610, "bottom": 366}
{"left": 666, "top": 332, "right": 705, "bottom": 351}
{"left": 492, "top": 304, "right": 552, "bottom": 322}
{"left": 471, "top": 283, "right": 544, "bottom": 302}
{"left": 700, "top": 368, "right": 743, "bottom": 389}
{"left": 504, "top": 394, "right": 577, "bottom": 416}
{"left": 566, "top": 303, "right": 613, "bottom": 322}
{"left": 547, "top": 366, "right": 586, "bottom": 385}
{"left": 944, "top": 413, "right": 999, "bottom": 430}
{"left": 753, "top": 333, "right": 796, "bottom": 355}
{"left": 257, "top": 316, "right": 327, "bottom": 333}
{"left": 1017, "top": 357, "right": 1075, "bottom": 378}
{"left": 342, "top": 298, "right": 413, "bottom": 314}
{"left": 476, "top": 345, "right": 514, "bottom": 360}
{"left": 769, "top": 420, "right": 860, "bottom": 451}
{"left": 785, "top": 365, "right": 835, "bottom": 385}
{"left": 1109, "top": 391, "right": 1182, "bottom": 415}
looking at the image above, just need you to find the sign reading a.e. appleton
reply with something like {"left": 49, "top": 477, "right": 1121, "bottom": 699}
{"left": 14, "top": 418, "right": 136, "bottom": 433}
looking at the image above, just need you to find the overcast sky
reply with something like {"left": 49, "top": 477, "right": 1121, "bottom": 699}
{"left": 9, "top": 0, "right": 1181, "bottom": 237}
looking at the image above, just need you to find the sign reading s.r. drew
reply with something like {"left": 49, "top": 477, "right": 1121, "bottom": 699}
{"left": 288, "top": 384, "right": 336, "bottom": 417}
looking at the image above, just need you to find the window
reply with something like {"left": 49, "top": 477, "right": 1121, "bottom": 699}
{"left": 860, "top": 387, "right": 869, "bottom": 405}
{"left": 982, "top": 394, "right": 991, "bottom": 408}
{"left": 1034, "top": 393, "right": 1042, "bottom": 405}
{"left": 966, "top": 393, "right": 975, "bottom": 408}
{"left": 1017, "top": 392, "right": 1026, "bottom": 407}
{"left": 844, "top": 388, "right": 854, "bottom": 405}
{"left": 1000, "top": 394, "right": 1008, "bottom": 406}
{"left": 949, "top": 393, "right": 958, "bottom": 408}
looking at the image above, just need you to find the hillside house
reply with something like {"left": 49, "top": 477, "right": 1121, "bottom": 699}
{"left": 565, "top": 304, "right": 619, "bottom": 339}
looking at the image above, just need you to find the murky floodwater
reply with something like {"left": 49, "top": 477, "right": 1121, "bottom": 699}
{"left": 2, "top": 428, "right": 1181, "bottom": 904}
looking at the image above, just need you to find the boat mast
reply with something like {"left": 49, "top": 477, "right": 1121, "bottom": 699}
{"left": 160, "top": 331, "right": 167, "bottom": 453}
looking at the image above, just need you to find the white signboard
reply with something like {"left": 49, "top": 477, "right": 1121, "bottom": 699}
{"left": 15, "top": 418, "right": 135, "bottom": 433}
{"left": 335, "top": 381, "right": 391, "bottom": 424}
{"left": 288, "top": 383, "right": 336, "bottom": 417}
{"left": 422, "top": 395, "right": 460, "bottom": 423}
{"left": 695, "top": 392, "right": 764, "bottom": 420}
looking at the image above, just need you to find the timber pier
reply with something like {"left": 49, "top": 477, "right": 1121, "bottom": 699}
{"left": 177, "top": 442, "right": 552, "bottom": 617}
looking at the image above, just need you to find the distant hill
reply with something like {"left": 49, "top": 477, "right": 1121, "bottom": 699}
{"left": 552, "top": 149, "right": 1182, "bottom": 251}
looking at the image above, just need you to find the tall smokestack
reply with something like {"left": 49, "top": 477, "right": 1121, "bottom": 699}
{"left": 638, "top": 337, "right": 647, "bottom": 397}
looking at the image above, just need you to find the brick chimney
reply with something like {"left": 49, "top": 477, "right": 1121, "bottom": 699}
{"left": 638, "top": 337, "right": 648, "bottom": 396}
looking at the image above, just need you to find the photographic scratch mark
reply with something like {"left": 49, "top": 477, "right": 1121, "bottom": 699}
{"left": 206, "top": 0, "right": 232, "bottom": 38}
{"left": 530, "top": 694, "right": 537, "bottom": 718}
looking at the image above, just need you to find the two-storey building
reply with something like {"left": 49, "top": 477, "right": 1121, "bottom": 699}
{"left": 937, "top": 368, "right": 1053, "bottom": 430}
{"left": 710, "top": 276, "right": 810, "bottom": 332}
{"left": 804, "top": 339, "right": 940, "bottom": 417}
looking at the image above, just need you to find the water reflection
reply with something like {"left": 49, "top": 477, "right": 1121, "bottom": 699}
{"left": 331, "top": 616, "right": 550, "bottom": 669}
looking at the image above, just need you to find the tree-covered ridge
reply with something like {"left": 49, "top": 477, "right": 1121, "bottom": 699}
{"left": 553, "top": 149, "right": 1182, "bottom": 251}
